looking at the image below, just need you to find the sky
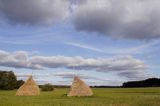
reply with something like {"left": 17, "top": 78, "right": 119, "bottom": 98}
{"left": 0, "top": 0, "right": 160, "bottom": 86}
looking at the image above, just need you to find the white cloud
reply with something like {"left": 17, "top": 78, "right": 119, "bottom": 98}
{"left": 0, "top": 50, "right": 148, "bottom": 79}
{"left": 0, "top": 50, "right": 42, "bottom": 69}
{"left": 72, "top": 0, "right": 160, "bottom": 39}
{"left": 0, "top": 0, "right": 69, "bottom": 25}
{"left": 30, "top": 55, "right": 147, "bottom": 72}
{"left": 1, "top": 0, "right": 160, "bottom": 40}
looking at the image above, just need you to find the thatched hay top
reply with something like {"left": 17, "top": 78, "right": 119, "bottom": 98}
{"left": 16, "top": 76, "right": 40, "bottom": 96}
{"left": 67, "top": 76, "right": 93, "bottom": 97}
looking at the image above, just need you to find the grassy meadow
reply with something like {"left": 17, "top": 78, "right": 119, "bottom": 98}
{"left": 0, "top": 88, "right": 160, "bottom": 106}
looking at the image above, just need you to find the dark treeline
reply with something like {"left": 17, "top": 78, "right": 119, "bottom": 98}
{"left": 0, "top": 71, "right": 24, "bottom": 90}
{"left": 122, "top": 78, "right": 160, "bottom": 88}
{"left": 91, "top": 86, "right": 120, "bottom": 88}
{"left": 53, "top": 85, "right": 70, "bottom": 88}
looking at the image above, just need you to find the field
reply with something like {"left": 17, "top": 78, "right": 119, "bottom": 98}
{"left": 0, "top": 88, "right": 160, "bottom": 106}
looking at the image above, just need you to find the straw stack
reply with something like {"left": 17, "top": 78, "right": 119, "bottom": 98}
{"left": 16, "top": 76, "right": 40, "bottom": 96}
{"left": 67, "top": 76, "right": 93, "bottom": 96}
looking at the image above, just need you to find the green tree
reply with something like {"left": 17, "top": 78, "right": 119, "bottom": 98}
{"left": 16, "top": 80, "right": 24, "bottom": 89}
{"left": 0, "top": 71, "right": 24, "bottom": 90}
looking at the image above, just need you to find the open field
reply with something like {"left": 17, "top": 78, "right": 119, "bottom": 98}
{"left": 0, "top": 88, "right": 160, "bottom": 106}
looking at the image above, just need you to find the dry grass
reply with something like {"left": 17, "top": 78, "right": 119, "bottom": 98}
{"left": 67, "top": 76, "right": 93, "bottom": 96}
{"left": 16, "top": 76, "right": 40, "bottom": 96}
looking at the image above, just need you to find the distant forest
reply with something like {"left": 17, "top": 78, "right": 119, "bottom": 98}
{"left": 122, "top": 78, "right": 160, "bottom": 87}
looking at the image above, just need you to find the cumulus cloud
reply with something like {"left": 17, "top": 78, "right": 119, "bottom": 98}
{"left": 1, "top": 0, "right": 160, "bottom": 40}
{"left": 0, "top": 50, "right": 42, "bottom": 69}
{"left": 72, "top": 0, "right": 160, "bottom": 39}
{"left": 30, "top": 55, "right": 147, "bottom": 73}
{"left": 0, "top": 0, "right": 69, "bottom": 25}
{"left": 0, "top": 50, "right": 147, "bottom": 79}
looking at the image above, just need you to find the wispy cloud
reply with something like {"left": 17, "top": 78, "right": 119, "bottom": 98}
{"left": 0, "top": 30, "right": 67, "bottom": 45}
{"left": 54, "top": 71, "right": 110, "bottom": 82}
{"left": 53, "top": 71, "right": 123, "bottom": 86}
{"left": 65, "top": 40, "right": 160, "bottom": 54}
{"left": 66, "top": 42, "right": 106, "bottom": 53}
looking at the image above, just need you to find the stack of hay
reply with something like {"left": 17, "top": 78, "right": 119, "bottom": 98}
{"left": 67, "top": 76, "right": 93, "bottom": 96}
{"left": 16, "top": 76, "right": 40, "bottom": 96}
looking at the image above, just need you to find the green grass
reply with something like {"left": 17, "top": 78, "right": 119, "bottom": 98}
{"left": 0, "top": 88, "right": 160, "bottom": 106}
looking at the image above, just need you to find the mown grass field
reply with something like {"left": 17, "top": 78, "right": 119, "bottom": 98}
{"left": 0, "top": 87, "right": 160, "bottom": 106}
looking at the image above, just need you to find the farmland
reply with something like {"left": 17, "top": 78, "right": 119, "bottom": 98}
{"left": 0, "top": 87, "right": 160, "bottom": 106}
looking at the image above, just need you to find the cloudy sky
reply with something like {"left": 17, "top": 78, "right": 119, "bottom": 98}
{"left": 0, "top": 0, "right": 160, "bottom": 86}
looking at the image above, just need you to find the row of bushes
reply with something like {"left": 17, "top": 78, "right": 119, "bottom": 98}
{"left": 39, "top": 84, "right": 54, "bottom": 91}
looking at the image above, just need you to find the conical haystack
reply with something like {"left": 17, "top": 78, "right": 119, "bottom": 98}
{"left": 67, "top": 76, "right": 93, "bottom": 96}
{"left": 16, "top": 76, "right": 40, "bottom": 96}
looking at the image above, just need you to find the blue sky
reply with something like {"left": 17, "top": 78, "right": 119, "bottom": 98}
{"left": 0, "top": 0, "right": 160, "bottom": 86}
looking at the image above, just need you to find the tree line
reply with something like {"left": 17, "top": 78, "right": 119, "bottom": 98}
{"left": 122, "top": 78, "right": 160, "bottom": 87}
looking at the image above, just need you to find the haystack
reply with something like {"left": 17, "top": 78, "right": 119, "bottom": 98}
{"left": 67, "top": 76, "right": 93, "bottom": 96}
{"left": 16, "top": 76, "right": 40, "bottom": 96}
